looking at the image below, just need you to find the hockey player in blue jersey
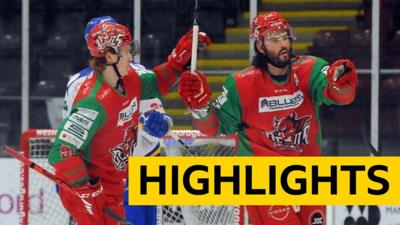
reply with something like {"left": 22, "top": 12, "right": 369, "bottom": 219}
{"left": 63, "top": 16, "right": 211, "bottom": 225}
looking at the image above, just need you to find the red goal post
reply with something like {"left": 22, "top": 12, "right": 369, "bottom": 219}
{"left": 19, "top": 129, "right": 247, "bottom": 225}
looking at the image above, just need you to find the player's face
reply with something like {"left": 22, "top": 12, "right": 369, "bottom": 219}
{"left": 118, "top": 44, "right": 134, "bottom": 76}
{"left": 263, "top": 31, "right": 292, "bottom": 67}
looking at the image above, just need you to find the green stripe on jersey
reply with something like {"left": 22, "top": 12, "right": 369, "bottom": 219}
{"left": 140, "top": 71, "right": 162, "bottom": 99}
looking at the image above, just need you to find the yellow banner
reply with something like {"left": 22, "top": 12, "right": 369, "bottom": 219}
{"left": 128, "top": 156, "right": 400, "bottom": 205}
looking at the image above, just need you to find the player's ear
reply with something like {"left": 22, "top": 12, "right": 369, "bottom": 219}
{"left": 255, "top": 40, "right": 265, "bottom": 54}
{"left": 105, "top": 51, "right": 117, "bottom": 64}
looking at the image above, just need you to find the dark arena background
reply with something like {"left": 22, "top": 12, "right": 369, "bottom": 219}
{"left": 0, "top": 0, "right": 399, "bottom": 224}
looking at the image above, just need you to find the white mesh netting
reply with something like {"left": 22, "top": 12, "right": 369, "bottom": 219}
{"left": 20, "top": 129, "right": 243, "bottom": 225}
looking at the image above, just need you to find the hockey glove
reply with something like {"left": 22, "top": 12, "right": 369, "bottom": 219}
{"left": 178, "top": 70, "right": 211, "bottom": 109}
{"left": 141, "top": 110, "right": 172, "bottom": 138}
{"left": 327, "top": 59, "right": 358, "bottom": 89}
{"left": 73, "top": 177, "right": 105, "bottom": 217}
{"left": 326, "top": 59, "right": 358, "bottom": 104}
{"left": 168, "top": 29, "right": 212, "bottom": 72}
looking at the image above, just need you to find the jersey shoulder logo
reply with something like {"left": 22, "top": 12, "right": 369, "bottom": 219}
{"left": 236, "top": 68, "right": 257, "bottom": 78}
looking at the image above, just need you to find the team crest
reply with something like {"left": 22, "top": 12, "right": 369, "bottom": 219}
{"left": 264, "top": 112, "right": 311, "bottom": 151}
{"left": 109, "top": 125, "right": 138, "bottom": 171}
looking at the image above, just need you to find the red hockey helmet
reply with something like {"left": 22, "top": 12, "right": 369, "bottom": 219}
{"left": 249, "top": 12, "right": 296, "bottom": 42}
{"left": 87, "top": 21, "right": 132, "bottom": 57}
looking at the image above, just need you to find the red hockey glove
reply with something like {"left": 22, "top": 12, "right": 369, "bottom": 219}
{"left": 325, "top": 59, "right": 358, "bottom": 104}
{"left": 178, "top": 70, "right": 211, "bottom": 109}
{"left": 168, "top": 29, "right": 212, "bottom": 72}
{"left": 327, "top": 59, "right": 358, "bottom": 89}
{"left": 73, "top": 178, "right": 105, "bottom": 217}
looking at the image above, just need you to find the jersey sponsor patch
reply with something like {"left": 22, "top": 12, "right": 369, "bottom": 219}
{"left": 64, "top": 120, "right": 88, "bottom": 140}
{"left": 69, "top": 113, "right": 93, "bottom": 130}
{"left": 59, "top": 130, "right": 84, "bottom": 149}
{"left": 60, "top": 144, "right": 75, "bottom": 159}
{"left": 118, "top": 97, "right": 138, "bottom": 126}
{"left": 310, "top": 210, "right": 324, "bottom": 225}
{"left": 77, "top": 107, "right": 99, "bottom": 120}
{"left": 98, "top": 88, "right": 111, "bottom": 100}
{"left": 259, "top": 90, "right": 304, "bottom": 112}
{"left": 267, "top": 206, "right": 291, "bottom": 221}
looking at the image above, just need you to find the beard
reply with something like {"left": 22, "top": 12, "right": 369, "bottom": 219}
{"left": 264, "top": 47, "right": 291, "bottom": 68}
{"left": 251, "top": 42, "right": 293, "bottom": 71}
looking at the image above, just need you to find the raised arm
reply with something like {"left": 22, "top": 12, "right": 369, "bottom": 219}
{"left": 310, "top": 58, "right": 358, "bottom": 106}
{"left": 178, "top": 70, "right": 242, "bottom": 136}
{"left": 152, "top": 29, "right": 211, "bottom": 96}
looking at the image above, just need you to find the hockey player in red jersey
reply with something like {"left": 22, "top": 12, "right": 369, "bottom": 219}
{"left": 179, "top": 12, "right": 358, "bottom": 225}
{"left": 61, "top": 16, "right": 211, "bottom": 225}
{"left": 47, "top": 20, "right": 208, "bottom": 225}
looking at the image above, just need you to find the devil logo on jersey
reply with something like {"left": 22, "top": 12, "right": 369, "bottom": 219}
{"left": 264, "top": 112, "right": 311, "bottom": 151}
{"left": 109, "top": 125, "right": 138, "bottom": 171}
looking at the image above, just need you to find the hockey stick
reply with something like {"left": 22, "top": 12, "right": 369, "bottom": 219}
{"left": 175, "top": 0, "right": 200, "bottom": 156}
{"left": 190, "top": 0, "right": 199, "bottom": 74}
{"left": 160, "top": 0, "right": 200, "bottom": 156}
{"left": 3, "top": 146, "right": 134, "bottom": 225}
{"left": 163, "top": 113, "right": 195, "bottom": 156}
{"left": 334, "top": 63, "right": 381, "bottom": 157}
{"left": 168, "top": 130, "right": 195, "bottom": 156}
{"left": 190, "top": 0, "right": 206, "bottom": 101}
{"left": 361, "top": 115, "right": 382, "bottom": 156}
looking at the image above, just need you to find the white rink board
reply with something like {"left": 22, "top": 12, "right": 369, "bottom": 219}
{"left": 0, "top": 158, "right": 70, "bottom": 225}
{"left": 0, "top": 159, "right": 20, "bottom": 225}
{"left": 2, "top": 159, "right": 400, "bottom": 225}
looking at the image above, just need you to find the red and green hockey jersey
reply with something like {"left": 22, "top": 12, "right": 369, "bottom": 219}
{"left": 48, "top": 65, "right": 177, "bottom": 194}
{"left": 195, "top": 56, "right": 355, "bottom": 157}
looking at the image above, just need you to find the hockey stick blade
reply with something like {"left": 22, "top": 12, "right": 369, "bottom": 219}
{"left": 168, "top": 131, "right": 197, "bottom": 156}
{"left": 3, "top": 145, "right": 132, "bottom": 224}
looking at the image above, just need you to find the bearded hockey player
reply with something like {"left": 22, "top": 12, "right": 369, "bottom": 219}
{"left": 179, "top": 12, "right": 358, "bottom": 225}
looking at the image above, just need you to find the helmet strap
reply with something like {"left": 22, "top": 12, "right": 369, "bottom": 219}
{"left": 106, "top": 55, "right": 126, "bottom": 95}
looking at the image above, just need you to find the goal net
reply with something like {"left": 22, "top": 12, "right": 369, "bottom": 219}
{"left": 19, "top": 129, "right": 246, "bottom": 225}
